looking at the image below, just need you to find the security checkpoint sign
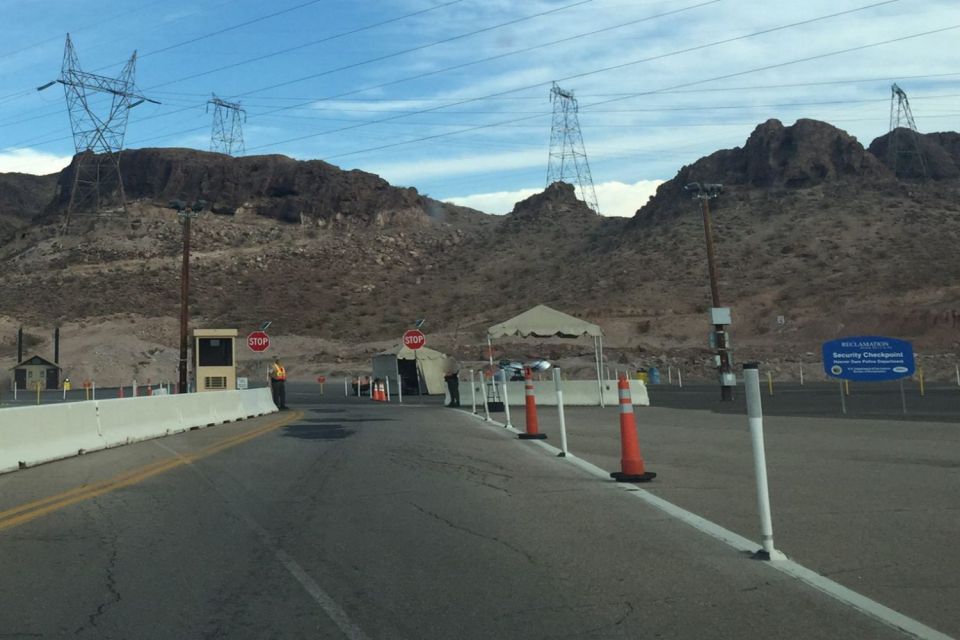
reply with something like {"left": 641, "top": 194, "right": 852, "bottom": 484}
{"left": 822, "top": 336, "right": 914, "bottom": 381}
{"left": 402, "top": 329, "right": 426, "bottom": 350}
{"left": 247, "top": 331, "right": 270, "bottom": 353}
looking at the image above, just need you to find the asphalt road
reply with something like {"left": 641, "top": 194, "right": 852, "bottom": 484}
{"left": 0, "top": 383, "right": 913, "bottom": 639}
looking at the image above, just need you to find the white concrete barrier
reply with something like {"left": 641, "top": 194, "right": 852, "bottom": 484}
{"left": 0, "top": 402, "right": 104, "bottom": 474}
{"left": 97, "top": 396, "right": 187, "bottom": 447}
{"left": 0, "top": 389, "right": 278, "bottom": 475}
{"left": 458, "top": 379, "right": 649, "bottom": 407}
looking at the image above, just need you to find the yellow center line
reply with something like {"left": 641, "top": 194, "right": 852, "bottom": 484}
{"left": 0, "top": 410, "right": 303, "bottom": 532}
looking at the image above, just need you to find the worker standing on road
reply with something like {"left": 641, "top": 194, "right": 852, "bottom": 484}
{"left": 444, "top": 366, "right": 460, "bottom": 408}
{"left": 269, "top": 358, "right": 288, "bottom": 410}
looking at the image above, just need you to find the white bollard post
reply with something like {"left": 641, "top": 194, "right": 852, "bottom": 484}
{"left": 357, "top": 376, "right": 361, "bottom": 398}
{"left": 481, "top": 373, "right": 490, "bottom": 422}
{"left": 501, "top": 378, "right": 512, "bottom": 428}
{"left": 397, "top": 374, "right": 403, "bottom": 404}
{"left": 386, "top": 376, "right": 391, "bottom": 402}
{"left": 668, "top": 366, "right": 673, "bottom": 384}
{"left": 92, "top": 381, "right": 96, "bottom": 400}
{"left": 956, "top": 364, "right": 959, "bottom": 388}
{"left": 554, "top": 368, "right": 568, "bottom": 457}
{"left": 742, "top": 363, "right": 786, "bottom": 561}
{"left": 470, "top": 370, "right": 477, "bottom": 414}
{"left": 799, "top": 364, "right": 804, "bottom": 386}
{"left": 344, "top": 377, "right": 348, "bottom": 397}
{"left": 677, "top": 369, "right": 683, "bottom": 388}
{"left": 63, "top": 385, "right": 66, "bottom": 401}
{"left": 133, "top": 380, "right": 137, "bottom": 397}
{"left": 13, "top": 380, "right": 17, "bottom": 401}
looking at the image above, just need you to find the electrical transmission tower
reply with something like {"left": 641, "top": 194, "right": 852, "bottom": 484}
{"left": 887, "top": 83, "right": 927, "bottom": 180}
{"left": 37, "top": 34, "right": 158, "bottom": 230}
{"left": 207, "top": 94, "right": 246, "bottom": 156}
{"left": 546, "top": 82, "right": 600, "bottom": 214}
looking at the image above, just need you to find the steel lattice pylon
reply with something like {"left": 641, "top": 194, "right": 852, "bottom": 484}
{"left": 37, "top": 34, "right": 158, "bottom": 230}
{"left": 207, "top": 94, "right": 246, "bottom": 156}
{"left": 887, "top": 83, "right": 927, "bottom": 180}
{"left": 546, "top": 82, "right": 600, "bottom": 214}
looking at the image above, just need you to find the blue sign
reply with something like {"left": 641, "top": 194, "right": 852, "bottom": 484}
{"left": 822, "top": 336, "right": 915, "bottom": 381}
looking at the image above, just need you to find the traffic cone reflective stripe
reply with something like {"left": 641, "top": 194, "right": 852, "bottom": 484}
{"left": 518, "top": 367, "right": 546, "bottom": 440}
{"left": 610, "top": 375, "right": 656, "bottom": 482}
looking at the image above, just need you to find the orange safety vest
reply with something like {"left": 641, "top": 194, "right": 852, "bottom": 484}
{"left": 270, "top": 364, "right": 286, "bottom": 381}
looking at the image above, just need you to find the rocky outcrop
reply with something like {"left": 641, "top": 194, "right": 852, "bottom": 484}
{"left": 0, "top": 172, "right": 58, "bottom": 219}
{"left": 47, "top": 148, "right": 447, "bottom": 226}
{"left": 506, "top": 181, "right": 596, "bottom": 219}
{"left": 632, "top": 118, "right": 895, "bottom": 224}
{"left": 868, "top": 130, "right": 960, "bottom": 180}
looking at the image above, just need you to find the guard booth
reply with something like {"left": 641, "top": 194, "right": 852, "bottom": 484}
{"left": 193, "top": 329, "right": 237, "bottom": 392}
{"left": 11, "top": 355, "right": 61, "bottom": 390}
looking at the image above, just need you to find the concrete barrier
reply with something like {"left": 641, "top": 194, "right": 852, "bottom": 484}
{"left": 0, "top": 389, "right": 279, "bottom": 475}
{"left": 0, "top": 402, "right": 104, "bottom": 474}
{"left": 97, "top": 396, "right": 187, "bottom": 447}
{"left": 459, "top": 379, "right": 649, "bottom": 407}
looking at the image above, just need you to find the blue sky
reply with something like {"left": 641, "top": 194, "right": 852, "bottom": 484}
{"left": 1, "top": 0, "right": 958, "bottom": 216}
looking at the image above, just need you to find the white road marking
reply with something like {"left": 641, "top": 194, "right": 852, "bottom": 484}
{"left": 467, "top": 411, "right": 954, "bottom": 640}
{"left": 154, "top": 440, "right": 371, "bottom": 640}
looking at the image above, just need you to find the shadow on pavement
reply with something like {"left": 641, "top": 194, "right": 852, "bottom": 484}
{"left": 282, "top": 424, "right": 355, "bottom": 440}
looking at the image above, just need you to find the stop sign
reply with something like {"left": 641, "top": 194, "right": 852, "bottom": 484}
{"left": 402, "top": 329, "right": 426, "bottom": 350}
{"left": 247, "top": 331, "right": 270, "bottom": 352}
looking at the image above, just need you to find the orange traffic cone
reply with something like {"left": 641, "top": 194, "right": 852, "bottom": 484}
{"left": 371, "top": 380, "right": 379, "bottom": 401}
{"left": 518, "top": 367, "right": 546, "bottom": 440}
{"left": 610, "top": 374, "right": 656, "bottom": 482}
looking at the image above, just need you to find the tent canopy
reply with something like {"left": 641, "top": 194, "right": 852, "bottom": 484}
{"left": 487, "top": 304, "right": 603, "bottom": 339}
{"left": 372, "top": 344, "right": 453, "bottom": 395}
{"left": 377, "top": 344, "right": 448, "bottom": 361}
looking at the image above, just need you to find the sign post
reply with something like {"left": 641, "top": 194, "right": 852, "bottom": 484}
{"left": 402, "top": 329, "right": 426, "bottom": 396}
{"left": 823, "top": 336, "right": 915, "bottom": 415}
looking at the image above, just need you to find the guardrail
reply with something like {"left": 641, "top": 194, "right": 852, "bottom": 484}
{"left": 0, "top": 388, "right": 277, "bottom": 475}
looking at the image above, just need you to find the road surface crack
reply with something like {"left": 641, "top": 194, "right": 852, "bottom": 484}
{"left": 408, "top": 501, "right": 536, "bottom": 565}
{"left": 74, "top": 504, "right": 122, "bottom": 635}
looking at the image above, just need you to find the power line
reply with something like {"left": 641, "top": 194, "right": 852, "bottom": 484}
{"left": 241, "top": 1, "right": 919, "bottom": 154}
{"left": 232, "top": 0, "right": 596, "bottom": 98}
{"left": 313, "top": 24, "right": 960, "bottom": 161}
{"left": 145, "top": 0, "right": 468, "bottom": 90}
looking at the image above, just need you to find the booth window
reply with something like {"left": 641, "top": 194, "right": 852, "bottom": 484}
{"left": 198, "top": 338, "right": 233, "bottom": 367}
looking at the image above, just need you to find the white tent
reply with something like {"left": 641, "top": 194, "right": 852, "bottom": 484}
{"left": 487, "top": 304, "right": 606, "bottom": 405}
{"left": 372, "top": 344, "right": 452, "bottom": 395}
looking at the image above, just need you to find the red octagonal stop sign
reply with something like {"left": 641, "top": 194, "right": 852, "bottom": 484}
{"left": 247, "top": 330, "right": 271, "bottom": 352}
{"left": 402, "top": 329, "right": 426, "bottom": 350}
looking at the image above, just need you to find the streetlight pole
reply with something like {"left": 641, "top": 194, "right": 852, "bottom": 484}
{"left": 685, "top": 182, "right": 734, "bottom": 401}
{"left": 171, "top": 200, "right": 205, "bottom": 394}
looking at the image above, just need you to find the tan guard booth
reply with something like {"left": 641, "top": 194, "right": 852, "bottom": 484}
{"left": 194, "top": 328, "right": 238, "bottom": 391}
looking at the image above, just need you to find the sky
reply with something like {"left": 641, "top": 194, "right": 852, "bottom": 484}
{"left": 0, "top": 0, "right": 958, "bottom": 216}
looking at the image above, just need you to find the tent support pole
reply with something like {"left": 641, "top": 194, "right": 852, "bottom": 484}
{"left": 595, "top": 335, "right": 604, "bottom": 407}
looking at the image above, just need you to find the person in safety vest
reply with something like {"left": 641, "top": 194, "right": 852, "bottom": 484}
{"left": 269, "top": 358, "right": 288, "bottom": 410}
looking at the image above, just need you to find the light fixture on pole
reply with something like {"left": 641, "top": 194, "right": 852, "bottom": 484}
{"left": 684, "top": 181, "right": 735, "bottom": 401}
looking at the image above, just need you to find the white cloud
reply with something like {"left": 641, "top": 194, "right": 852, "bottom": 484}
{"left": 0, "top": 148, "right": 71, "bottom": 175}
{"left": 445, "top": 179, "right": 664, "bottom": 217}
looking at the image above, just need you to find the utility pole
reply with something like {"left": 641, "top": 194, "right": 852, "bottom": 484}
{"left": 887, "top": 83, "right": 927, "bottom": 180}
{"left": 207, "top": 93, "right": 246, "bottom": 156}
{"left": 546, "top": 82, "right": 600, "bottom": 214}
{"left": 171, "top": 200, "right": 206, "bottom": 394}
{"left": 685, "top": 182, "right": 734, "bottom": 401}
{"left": 37, "top": 34, "right": 159, "bottom": 231}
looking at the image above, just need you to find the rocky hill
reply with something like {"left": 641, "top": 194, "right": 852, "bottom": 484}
{"left": 2, "top": 119, "right": 959, "bottom": 385}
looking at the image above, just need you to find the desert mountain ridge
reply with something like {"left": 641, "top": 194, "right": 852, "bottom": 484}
{"left": 2, "top": 117, "right": 959, "bottom": 385}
